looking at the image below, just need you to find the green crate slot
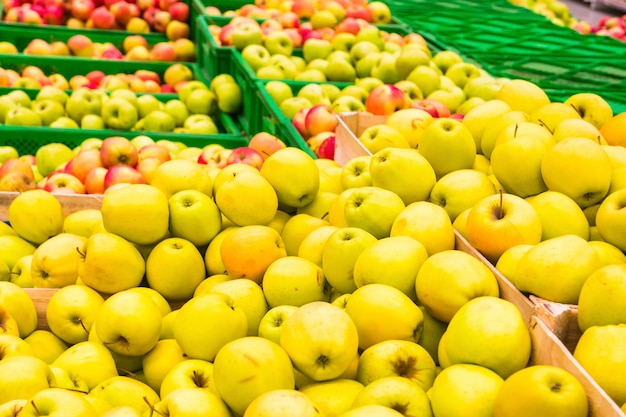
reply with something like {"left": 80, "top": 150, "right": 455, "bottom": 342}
{"left": 0, "top": 125, "right": 249, "bottom": 157}
{"left": 196, "top": 15, "right": 235, "bottom": 79}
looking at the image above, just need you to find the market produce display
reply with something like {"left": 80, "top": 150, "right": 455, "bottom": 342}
{"left": 1, "top": 0, "right": 626, "bottom": 415}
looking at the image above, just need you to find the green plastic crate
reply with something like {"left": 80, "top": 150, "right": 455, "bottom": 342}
{"left": 196, "top": 15, "right": 236, "bottom": 79}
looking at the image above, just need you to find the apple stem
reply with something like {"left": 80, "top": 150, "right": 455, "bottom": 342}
{"left": 513, "top": 123, "right": 519, "bottom": 138}
{"left": 30, "top": 401, "right": 40, "bottom": 415}
{"left": 75, "top": 246, "right": 86, "bottom": 258}
{"left": 569, "top": 103, "right": 583, "bottom": 118}
{"left": 497, "top": 189, "right": 504, "bottom": 220}
{"left": 536, "top": 119, "right": 554, "bottom": 135}
{"left": 78, "top": 318, "right": 89, "bottom": 336}
{"left": 143, "top": 396, "right": 162, "bottom": 417}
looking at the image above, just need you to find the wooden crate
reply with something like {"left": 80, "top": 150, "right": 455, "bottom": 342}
{"left": 334, "top": 111, "right": 387, "bottom": 166}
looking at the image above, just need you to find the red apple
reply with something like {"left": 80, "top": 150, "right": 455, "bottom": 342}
{"left": 365, "top": 84, "right": 409, "bottom": 115}
{"left": 168, "top": 1, "right": 188, "bottom": 21}
{"left": 100, "top": 136, "right": 139, "bottom": 168}
{"left": 91, "top": 5, "right": 116, "bottom": 29}
{"left": 136, "top": 156, "right": 163, "bottom": 183}
{"left": 44, "top": 172, "right": 86, "bottom": 194}
{"left": 223, "top": 147, "right": 264, "bottom": 169}
{"left": 103, "top": 164, "right": 145, "bottom": 189}
{"left": 316, "top": 135, "right": 336, "bottom": 160}
{"left": 248, "top": 132, "right": 287, "bottom": 160}
{"left": 138, "top": 143, "right": 171, "bottom": 163}
{"left": 69, "top": 149, "right": 104, "bottom": 182}
{"left": 84, "top": 166, "right": 107, "bottom": 194}
{"left": 305, "top": 104, "right": 338, "bottom": 137}
{"left": 412, "top": 98, "right": 450, "bottom": 118}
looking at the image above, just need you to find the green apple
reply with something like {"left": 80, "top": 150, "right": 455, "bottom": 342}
{"left": 390, "top": 201, "right": 456, "bottom": 256}
{"left": 280, "top": 301, "right": 358, "bottom": 381}
{"left": 268, "top": 54, "right": 298, "bottom": 80}
{"left": 50, "top": 116, "right": 80, "bottom": 129}
{"left": 260, "top": 147, "right": 320, "bottom": 208}
{"left": 345, "top": 283, "right": 424, "bottom": 351}
{"left": 65, "top": 89, "right": 102, "bottom": 124}
{"left": 331, "top": 95, "right": 367, "bottom": 113}
{"left": 355, "top": 52, "right": 382, "bottom": 78}
{"left": 95, "top": 289, "right": 162, "bottom": 356}
{"left": 445, "top": 61, "right": 483, "bottom": 89}
{"left": 353, "top": 235, "right": 428, "bottom": 300}
{"left": 358, "top": 124, "right": 410, "bottom": 154}
{"left": 101, "top": 183, "right": 170, "bottom": 244}
{"left": 36, "top": 85, "right": 69, "bottom": 106}
{"left": 215, "top": 168, "right": 278, "bottom": 227}
{"left": 136, "top": 94, "right": 163, "bottom": 119}
{"left": 302, "top": 38, "right": 332, "bottom": 62}
{"left": 88, "top": 375, "right": 160, "bottom": 414}
{"left": 321, "top": 226, "right": 377, "bottom": 294}
{"left": 34, "top": 143, "right": 74, "bottom": 178}
{"left": 465, "top": 193, "right": 543, "bottom": 264}
{"left": 174, "top": 293, "right": 247, "bottom": 361}
{"left": 340, "top": 155, "right": 372, "bottom": 189}
{"left": 46, "top": 284, "right": 104, "bottom": 345}
{"left": 369, "top": 147, "right": 436, "bottom": 205}
{"left": 525, "top": 190, "right": 590, "bottom": 241}
{"left": 490, "top": 134, "right": 551, "bottom": 198}
{"left": 356, "top": 338, "right": 436, "bottom": 391}
{"left": 4, "top": 106, "right": 42, "bottom": 127}
{"left": 101, "top": 97, "right": 138, "bottom": 130}
{"left": 351, "top": 376, "right": 431, "bottom": 416}
{"left": 262, "top": 256, "right": 328, "bottom": 308}
{"left": 429, "top": 169, "right": 496, "bottom": 222}
{"left": 214, "top": 336, "right": 295, "bottom": 415}
{"left": 493, "top": 365, "right": 588, "bottom": 417}
{"left": 0, "top": 281, "right": 38, "bottom": 338}
{"left": 0, "top": 355, "right": 55, "bottom": 403}
{"left": 370, "top": 51, "right": 402, "bottom": 84}
{"left": 0, "top": 97, "right": 18, "bottom": 124}
{"left": 441, "top": 296, "right": 531, "bottom": 379}
{"left": 185, "top": 88, "right": 218, "bottom": 116}
{"left": 430, "top": 364, "right": 504, "bottom": 417}
{"left": 264, "top": 30, "right": 294, "bottom": 56}
{"left": 232, "top": 22, "right": 264, "bottom": 50}
{"left": 541, "top": 137, "right": 612, "bottom": 209}
{"left": 143, "top": 110, "right": 176, "bottom": 132}
{"left": 78, "top": 232, "right": 146, "bottom": 294}
{"left": 168, "top": 189, "right": 221, "bottom": 247}
{"left": 207, "top": 279, "right": 268, "bottom": 337}
{"left": 279, "top": 96, "right": 313, "bottom": 119}
{"left": 431, "top": 50, "right": 463, "bottom": 73}
{"left": 297, "top": 83, "right": 331, "bottom": 106}
{"left": 146, "top": 237, "right": 206, "bottom": 302}
{"left": 257, "top": 305, "right": 300, "bottom": 346}
{"left": 241, "top": 44, "right": 272, "bottom": 72}
{"left": 212, "top": 79, "right": 242, "bottom": 114}
{"left": 325, "top": 57, "right": 357, "bottom": 83}
{"left": 463, "top": 76, "right": 507, "bottom": 101}
{"left": 394, "top": 46, "right": 430, "bottom": 80}
{"left": 24, "top": 329, "right": 68, "bottom": 364}
{"left": 32, "top": 99, "right": 66, "bottom": 126}
{"left": 141, "top": 339, "right": 187, "bottom": 394}
{"left": 159, "top": 358, "right": 219, "bottom": 399}
{"left": 265, "top": 80, "right": 294, "bottom": 105}
{"left": 183, "top": 114, "right": 219, "bottom": 134}
{"left": 331, "top": 32, "right": 357, "bottom": 52}
{"left": 343, "top": 186, "right": 405, "bottom": 239}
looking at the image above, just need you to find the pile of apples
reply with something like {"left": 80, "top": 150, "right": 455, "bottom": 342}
{"left": 0, "top": 71, "right": 241, "bottom": 131}
{"left": 2, "top": 0, "right": 191, "bottom": 36}
{"left": 0, "top": 32, "right": 196, "bottom": 61}
{"left": 592, "top": 15, "right": 626, "bottom": 40}
{"left": 0, "top": 62, "right": 196, "bottom": 93}
{"left": 0, "top": 124, "right": 596, "bottom": 416}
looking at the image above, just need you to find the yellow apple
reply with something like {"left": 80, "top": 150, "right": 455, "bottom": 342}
{"left": 209, "top": 278, "right": 269, "bottom": 336}
{"left": 0, "top": 305, "right": 19, "bottom": 336}
{"left": 159, "top": 358, "right": 220, "bottom": 399}
{"left": 553, "top": 118, "right": 606, "bottom": 144}
{"left": 353, "top": 236, "right": 428, "bottom": 301}
{"left": 297, "top": 225, "right": 339, "bottom": 268}
{"left": 541, "top": 137, "right": 612, "bottom": 209}
{"left": 577, "top": 264, "right": 626, "bottom": 332}
{"left": 127, "top": 287, "right": 171, "bottom": 317}
{"left": 150, "top": 159, "right": 213, "bottom": 198}
{"left": 480, "top": 110, "right": 530, "bottom": 159}
{"left": 213, "top": 336, "right": 295, "bottom": 416}
{"left": 141, "top": 339, "right": 187, "bottom": 394}
{"left": 494, "top": 244, "right": 534, "bottom": 287}
{"left": 429, "top": 168, "right": 496, "bottom": 222}
{"left": 88, "top": 375, "right": 160, "bottom": 415}
{"left": 78, "top": 232, "right": 146, "bottom": 294}
{"left": 595, "top": 188, "right": 626, "bottom": 251}
{"left": 160, "top": 309, "right": 178, "bottom": 340}
{"left": 493, "top": 365, "right": 588, "bottom": 417}
{"left": 296, "top": 190, "right": 337, "bottom": 219}
{"left": 441, "top": 296, "right": 531, "bottom": 379}
{"left": 0, "top": 333, "right": 35, "bottom": 358}
{"left": 495, "top": 79, "right": 550, "bottom": 116}
{"left": 465, "top": 192, "right": 542, "bottom": 264}
{"left": 62, "top": 209, "right": 104, "bottom": 238}
{"left": 0, "top": 281, "right": 38, "bottom": 338}
{"left": 430, "top": 363, "right": 503, "bottom": 417}
{"left": 100, "top": 183, "right": 170, "bottom": 245}
{"left": 337, "top": 405, "right": 405, "bottom": 417}
{"left": 461, "top": 99, "right": 511, "bottom": 150}
{"left": 385, "top": 108, "right": 434, "bottom": 148}
{"left": 280, "top": 301, "right": 359, "bottom": 381}
{"left": 525, "top": 190, "right": 590, "bottom": 241}
{"left": 322, "top": 226, "right": 378, "bottom": 295}
{"left": 204, "top": 227, "right": 238, "bottom": 276}
{"left": 390, "top": 201, "right": 456, "bottom": 256}
{"left": 588, "top": 240, "right": 626, "bottom": 266}
{"left": 243, "top": 389, "right": 324, "bottom": 417}
{"left": 280, "top": 213, "right": 330, "bottom": 256}
{"left": 515, "top": 234, "right": 602, "bottom": 304}
{"left": 530, "top": 102, "right": 582, "bottom": 133}
{"left": 174, "top": 292, "right": 247, "bottom": 361}
{"left": 262, "top": 256, "right": 328, "bottom": 308}
{"left": 51, "top": 341, "right": 118, "bottom": 391}
{"left": 343, "top": 186, "right": 406, "bottom": 239}
{"left": 24, "top": 330, "right": 68, "bottom": 364}
{"left": 369, "top": 147, "right": 437, "bottom": 205}
{"left": 30, "top": 233, "right": 87, "bottom": 288}
{"left": 0, "top": 355, "right": 54, "bottom": 403}
{"left": 417, "top": 305, "right": 447, "bottom": 366}
{"left": 416, "top": 249, "right": 499, "bottom": 323}
{"left": 95, "top": 289, "right": 162, "bottom": 356}
{"left": 300, "top": 379, "right": 365, "bottom": 417}
{"left": 168, "top": 189, "right": 222, "bottom": 246}
{"left": 215, "top": 168, "right": 279, "bottom": 226}
{"left": 340, "top": 155, "right": 373, "bottom": 190}
{"left": 18, "top": 387, "right": 99, "bottom": 417}
{"left": 345, "top": 284, "right": 424, "bottom": 350}
{"left": 493, "top": 121, "right": 553, "bottom": 150}
{"left": 46, "top": 284, "right": 105, "bottom": 345}
{"left": 151, "top": 387, "right": 232, "bottom": 417}
{"left": 9, "top": 254, "right": 34, "bottom": 288}
{"left": 8, "top": 189, "right": 64, "bottom": 245}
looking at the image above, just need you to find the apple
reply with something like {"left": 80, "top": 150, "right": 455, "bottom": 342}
{"left": 244, "top": 389, "right": 323, "bottom": 417}
{"left": 365, "top": 84, "right": 408, "bottom": 115}
{"left": 351, "top": 375, "right": 431, "bottom": 416}
{"left": 526, "top": 190, "right": 590, "bottom": 241}
{"left": 358, "top": 124, "right": 410, "bottom": 154}
{"left": 493, "top": 365, "right": 588, "bottom": 417}
{"left": 0, "top": 356, "right": 54, "bottom": 404}
{"left": 0, "top": 281, "right": 38, "bottom": 338}
{"left": 88, "top": 375, "right": 160, "bottom": 414}
{"left": 564, "top": 92, "right": 614, "bottom": 130}
{"left": 495, "top": 78, "right": 550, "bottom": 116}
{"left": 159, "top": 358, "right": 219, "bottom": 399}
